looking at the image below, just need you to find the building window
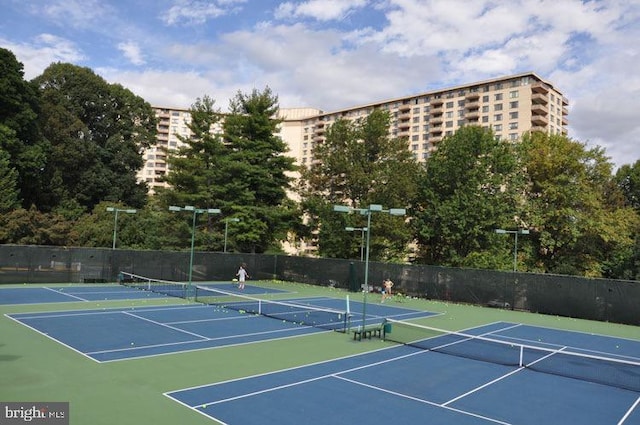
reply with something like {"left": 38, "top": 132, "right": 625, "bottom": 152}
{"left": 510, "top": 101, "right": 519, "bottom": 109}
{"left": 494, "top": 104, "right": 503, "bottom": 111}
{"left": 509, "top": 133, "right": 518, "bottom": 140}
{"left": 509, "top": 90, "right": 519, "bottom": 98}
{"left": 495, "top": 93, "right": 503, "bottom": 101}
{"left": 494, "top": 124, "right": 502, "bottom": 132}
{"left": 412, "top": 144, "right": 418, "bottom": 151}
{"left": 457, "top": 119, "right": 465, "bottom": 126}
{"left": 509, "top": 111, "right": 518, "bottom": 120}
{"left": 446, "top": 101, "right": 454, "bottom": 108}
{"left": 482, "top": 95, "right": 489, "bottom": 102}
{"left": 412, "top": 135, "right": 419, "bottom": 141}
{"left": 482, "top": 116, "right": 489, "bottom": 123}
{"left": 494, "top": 114, "right": 503, "bottom": 121}
{"left": 446, "top": 111, "right": 454, "bottom": 118}
{"left": 509, "top": 122, "right": 518, "bottom": 130}
{"left": 482, "top": 105, "right": 490, "bottom": 113}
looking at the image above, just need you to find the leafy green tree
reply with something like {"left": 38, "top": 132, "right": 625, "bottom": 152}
{"left": 33, "top": 63, "right": 156, "bottom": 212}
{"left": 0, "top": 206, "right": 71, "bottom": 245}
{"left": 615, "top": 160, "right": 640, "bottom": 211}
{"left": 299, "top": 108, "right": 422, "bottom": 260}
{"left": 413, "top": 126, "right": 523, "bottom": 267}
{"left": 518, "top": 132, "right": 637, "bottom": 276}
{"left": 0, "top": 48, "right": 47, "bottom": 209}
{"left": 0, "top": 145, "right": 20, "bottom": 212}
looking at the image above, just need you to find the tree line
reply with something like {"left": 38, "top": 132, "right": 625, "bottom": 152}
{"left": 1, "top": 47, "right": 639, "bottom": 279}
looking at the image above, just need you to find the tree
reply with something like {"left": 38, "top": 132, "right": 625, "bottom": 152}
{"left": 0, "top": 48, "right": 47, "bottom": 209}
{"left": 33, "top": 63, "right": 156, "bottom": 212}
{"left": 518, "top": 132, "right": 637, "bottom": 276}
{"left": 615, "top": 160, "right": 640, "bottom": 211}
{"left": 0, "top": 145, "right": 20, "bottom": 212}
{"left": 299, "top": 108, "right": 423, "bottom": 260}
{"left": 159, "top": 95, "right": 229, "bottom": 250}
{"left": 222, "top": 87, "right": 298, "bottom": 253}
{"left": 413, "top": 126, "right": 523, "bottom": 267}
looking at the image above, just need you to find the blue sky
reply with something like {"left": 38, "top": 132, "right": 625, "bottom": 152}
{"left": 2, "top": 0, "right": 639, "bottom": 168}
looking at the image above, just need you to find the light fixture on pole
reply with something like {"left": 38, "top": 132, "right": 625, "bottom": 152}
{"left": 224, "top": 218, "right": 241, "bottom": 253}
{"left": 334, "top": 204, "right": 406, "bottom": 333}
{"left": 495, "top": 228, "right": 530, "bottom": 272}
{"left": 106, "top": 207, "right": 137, "bottom": 249}
{"left": 169, "top": 205, "right": 221, "bottom": 291}
{"left": 345, "top": 226, "right": 367, "bottom": 261}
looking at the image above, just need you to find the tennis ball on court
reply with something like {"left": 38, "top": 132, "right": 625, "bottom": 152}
{"left": 616, "top": 345, "right": 620, "bottom": 349}
{"left": 202, "top": 404, "right": 208, "bottom": 409}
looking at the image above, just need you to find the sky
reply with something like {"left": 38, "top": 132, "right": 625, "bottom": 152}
{"left": 1, "top": 0, "right": 639, "bottom": 169}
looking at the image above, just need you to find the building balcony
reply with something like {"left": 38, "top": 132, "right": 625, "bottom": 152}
{"left": 430, "top": 127, "right": 443, "bottom": 135}
{"left": 398, "top": 120, "right": 411, "bottom": 130}
{"left": 531, "top": 93, "right": 548, "bottom": 105}
{"left": 531, "top": 103, "right": 548, "bottom": 115}
{"left": 430, "top": 98, "right": 444, "bottom": 106}
{"left": 465, "top": 92, "right": 480, "bottom": 101}
{"left": 430, "top": 106, "right": 443, "bottom": 115}
{"left": 465, "top": 101, "right": 480, "bottom": 109}
{"left": 562, "top": 116, "right": 569, "bottom": 125}
{"left": 531, "top": 114, "right": 548, "bottom": 126}
{"left": 531, "top": 82, "right": 549, "bottom": 94}
{"left": 531, "top": 125, "right": 547, "bottom": 132}
{"left": 398, "top": 103, "right": 411, "bottom": 112}
{"left": 430, "top": 116, "right": 443, "bottom": 125}
{"left": 465, "top": 111, "right": 480, "bottom": 121}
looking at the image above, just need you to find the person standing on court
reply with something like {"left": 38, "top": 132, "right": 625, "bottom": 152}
{"left": 381, "top": 278, "right": 394, "bottom": 303}
{"left": 236, "top": 265, "right": 249, "bottom": 290}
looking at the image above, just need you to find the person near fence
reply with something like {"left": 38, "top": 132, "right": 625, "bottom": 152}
{"left": 381, "top": 278, "right": 394, "bottom": 303}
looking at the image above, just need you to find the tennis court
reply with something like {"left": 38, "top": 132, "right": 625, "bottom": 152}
{"left": 166, "top": 321, "right": 640, "bottom": 425}
{"left": 5, "top": 284, "right": 436, "bottom": 362}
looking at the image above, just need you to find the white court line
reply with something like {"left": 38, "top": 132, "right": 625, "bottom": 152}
{"left": 43, "top": 286, "right": 88, "bottom": 301}
{"left": 122, "top": 311, "right": 210, "bottom": 339}
{"left": 617, "top": 395, "right": 640, "bottom": 425}
{"left": 334, "top": 375, "right": 512, "bottom": 425}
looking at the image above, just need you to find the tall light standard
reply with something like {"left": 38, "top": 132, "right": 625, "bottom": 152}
{"left": 106, "top": 207, "right": 136, "bottom": 249}
{"left": 334, "top": 204, "right": 406, "bottom": 332}
{"left": 495, "top": 228, "right": 530, "bottom": 272}
{"left": 169, "top": 206, "right": 221, "bottom": 290}
{"left": 224, "top": 218, "right": 241, "bottom": 253}
{"left": 345, "top": 226, "right": 367, "bottom": 261}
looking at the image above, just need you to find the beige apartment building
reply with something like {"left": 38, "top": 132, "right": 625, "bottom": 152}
{"left": 141, "top": 72, "right": 568, "bottom": 193}
{"left": 279, "top": 72, "right": 567, "bottom": 168}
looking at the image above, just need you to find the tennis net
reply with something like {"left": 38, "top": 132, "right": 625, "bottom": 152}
{"left": 118, "top": 272, "right": 188, "bottom": 299}
{"left": 383, "top": 319, "right": 640, "bottom": 392}
{"left": 194, "top": 285, "right": 350, "bottom": 332}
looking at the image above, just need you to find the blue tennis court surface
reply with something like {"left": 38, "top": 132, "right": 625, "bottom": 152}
{"left": 6, "top": 295, "right": 435, "bottom": 362}
{"left": 0, "top": 282, "right": 287, "bottom": 305}
{"left": 166, "top": 322, "right": 640, "bottom": 425}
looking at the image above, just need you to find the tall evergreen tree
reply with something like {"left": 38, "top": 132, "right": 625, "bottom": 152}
{"left": 222, "top": 87, "right": 297, "bottom": 253}
{"left": 0, "top": 146, "right": 20, "bottom": 212}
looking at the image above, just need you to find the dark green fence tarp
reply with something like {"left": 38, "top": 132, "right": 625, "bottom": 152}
{"left": 0, "top": 245, "right": 638, "bottom": 326}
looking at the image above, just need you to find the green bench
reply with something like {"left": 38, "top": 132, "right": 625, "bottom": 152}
{"left": 353, "top": 325, "right": 383, "bottom": 341}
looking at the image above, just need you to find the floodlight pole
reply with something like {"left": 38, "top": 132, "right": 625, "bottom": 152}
{"left": 495, "top": 228, "right": 530, "bottom": 272}
{"left": 170, "top": 206, "right": 221, "bottom": 291}
{"left": 106, "top": 207, "right": 137, "bottom": 250}
{"left": 334, "top": 204, "right": 406, "bottom": 333}
{"left": 224, "top": 218, "right": 241, "bottom": 253}
{"left": 345, "top": 226, "right": 367, "bottom": 261}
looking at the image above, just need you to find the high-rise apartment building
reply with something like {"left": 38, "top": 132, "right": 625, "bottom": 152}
{"left": 278, "top": 72, "right": 568, "bottom": 168}
{"left": 141, "top": 72, "right": 568, "bottom": 192}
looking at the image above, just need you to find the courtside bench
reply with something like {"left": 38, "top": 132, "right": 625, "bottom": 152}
{"left": 353, "top": 324, "right": 383, "bottom": 341}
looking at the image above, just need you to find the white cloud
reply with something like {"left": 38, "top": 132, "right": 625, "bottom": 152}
{"left": 275, "top": 0, "right": 369, "bottom": 21}
{"left": 1, "top": 35, "right": 86, "bottom": 79}
{"left": 161, "top": 0, "right": 246, "bottom": 25}
{"left": 117, "top": 41, "right": 145, "bottom": 66}
{"left": 37, "top": 0, "right": 111, "bottom": 29}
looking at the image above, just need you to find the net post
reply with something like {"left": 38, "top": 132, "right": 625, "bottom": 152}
{"left": 519, "top": 345, "right": 524, "bottom": 367}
